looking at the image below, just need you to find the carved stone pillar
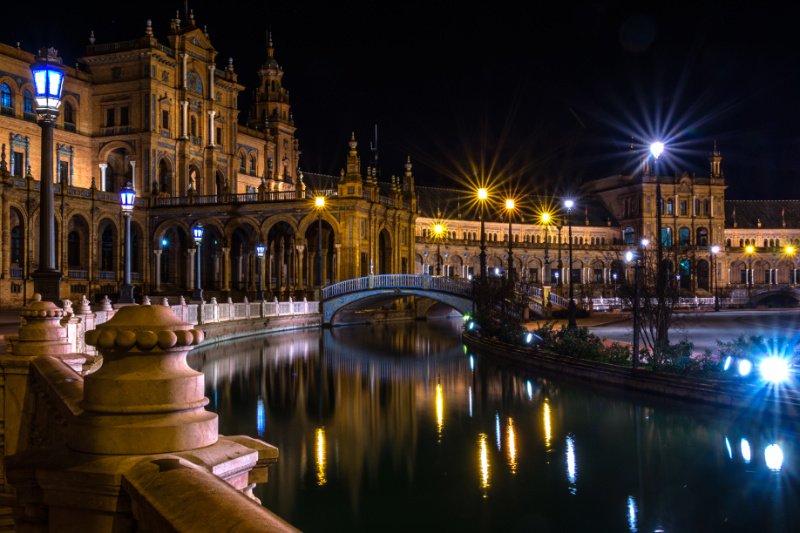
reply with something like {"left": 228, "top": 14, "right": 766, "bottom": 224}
{"left": 187, "top": 248, "right": 196, "bottom": 290}
{"left": 222, "top": 247, "right": 231, "bottom": 291}
{"left": 295, "top": 244, "right": 305, "bottom": 291}
{"left": 334, "top": 243, "right": 342, "bottom": 283}
{"left": 208, "top": 110, "right": 217, "bottom": 147}
{"left": 180, "top": 101, "right": 189, "bottom": 139}
{"left": 99, "top": 163, "right": 108, "bottom": 192}
{"left": 277, "top": 239, "right": 285, "bottom": 293}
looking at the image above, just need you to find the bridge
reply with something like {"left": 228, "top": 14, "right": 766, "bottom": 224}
{"left": 321, "top": 274, "right": 475, "bottom": 325}
{"left": 320, "top": 274, "right": 569, "bottom": 325}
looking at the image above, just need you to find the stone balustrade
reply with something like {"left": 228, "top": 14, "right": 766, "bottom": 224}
{"left": 3, "top": 301, "right": 298, "bottom": 532}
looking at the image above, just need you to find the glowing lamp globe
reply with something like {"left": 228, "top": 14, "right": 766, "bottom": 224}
{"left": 477, "top": 188, "right": 488, "bottom": 201}
{"left": 505, "top": 198, "right": 515, "bottom": 210}
{"left": 119, "top": 182, "right": 136, "bottom": 213}
{"left": 649, "top": 141, "right": 665, "bottom": 159}
{"left": 31, "top": 52, "right": 65, "bottom": 115}
{"left": 315, "top": 196, "right": 325, "bottom": 208}
{"left": 192, "top": 224, "right": 204, "bottom": 245}
{"left": 564, "top": 199, "right": 574, "bottom": 210}
{"left": 256, "top": 243, "right": 265, "bottom": 258}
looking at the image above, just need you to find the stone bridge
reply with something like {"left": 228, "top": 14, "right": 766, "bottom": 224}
{"left": 748, "top": 285, "right": 800, "bottom": 306}
{"left": 320, "top": 275, "right": 567, "bottom": 325}
{"left": 321, "top": 274, "right": 474, "bottom": 325}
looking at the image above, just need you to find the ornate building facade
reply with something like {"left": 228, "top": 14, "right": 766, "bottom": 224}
{"left": 0, "top": 15, "right": 416, "bottom": 307}
{"left": 0, "top": 14, "right": 798, "bottom": 309}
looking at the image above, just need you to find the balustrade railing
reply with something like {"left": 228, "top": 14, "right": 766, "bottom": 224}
{"left": 322, "top": 274, "right": 473, "bottom": 299}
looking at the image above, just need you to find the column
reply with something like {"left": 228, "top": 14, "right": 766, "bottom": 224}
{"left": 235, "top": 254, "right": 243, "bottom": 291}
{"left": 208, "top": 110, "right": 217, "bottom": 147}
{"left": 222, "top": 247, "right": 231, "bottom": 291}
{"left": 334, "top": 243, "right": 341, "bottom": 283}
{"left": 181, "top": 53, "right": 188, "bottom": 88}
{"left": 1, "top": 192, "right": 9, "bottom": 279}
{"left": 153, "top": 249, "right": 162, "bottom": 292}
{"left": 277, "top": 238, "right": 285, "bottom": 293}
{"left": 187, "top": 248, "right": 196, "bottom": 290}
{"left": 296, "top": 245, "right": 305, "bottom": 291}
{"left": 207, "top": 64, "right": 215, "bottom": 99}
{"left": 99, "top": 163, "right": 108, "bottom": 192}
{"left": 180, "top": 101, "right": 189, "bottom": 139}
{"left": 267, "top": 247, "right": 273, "bottom": 295}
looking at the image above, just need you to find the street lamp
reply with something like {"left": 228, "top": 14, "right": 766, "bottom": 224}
{"left": 315, "top": 196, "right": 325, "bottom": 288}
{"left": 745, "top": 244, "right": 755, "bottom": 307}
{"left": 31, "top": 48, "right": 65, "bottom": 303}
{"left": 118, "top": 182, "right": 136, "bottom": 303}
{"left": 626, "top": 250, "right": 642, "bottom": 369}
{"left": 433, "top": 222, "right": 445, "bottom": 276}
{"left": 650, "top": 142, "right": 665, "bottom": 293}
{"left": 192, "top": 223, "right": 204, "bottom": 302}
{"left": 612, "top": 271, "right": 618, "bottom": 300}
{"left": 477, "top": 187, "right": 488, "bottom": 279}
{"left": 564, "top": 198, "right": 576, "bottom": 329}
{"left": 710, "top": 245, "right": 720, "bottom": 311}
{"left": 541, "top": 212, "right": 551, "bottom": 285}
{"left": 256, "top": 243, "right": 265, "bottom": 301}
{"left": 505, "top": 198, "right": 515, "bottom": 282}
{"left": 786, "top": 245, "right": 797, "bottom": 285}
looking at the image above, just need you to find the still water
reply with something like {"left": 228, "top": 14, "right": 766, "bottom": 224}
{"left": 188, "top": 320, "right": 798, "bottom": 532}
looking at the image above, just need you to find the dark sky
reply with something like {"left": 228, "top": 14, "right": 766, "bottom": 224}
{"left": 4, "top": 2, "right": 800, "bottom": 199}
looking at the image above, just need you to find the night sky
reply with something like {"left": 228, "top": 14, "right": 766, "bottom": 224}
{"left": 3, "top": 2, "right": 799, "bottom": 199}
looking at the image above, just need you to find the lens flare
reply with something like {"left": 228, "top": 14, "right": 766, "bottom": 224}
{"left": 738, "top": 359, "right": 753, "bottom": 377}
{"left": 765, "top": 444, "right": 784, "bottom": 471}
{"left": 759, "top": 356, "right": 791, "bottom": 384}
{"left": 740, "top": 438, "right": 751, "bottom": 464}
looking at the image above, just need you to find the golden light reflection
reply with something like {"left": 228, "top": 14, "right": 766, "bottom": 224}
{"left": 506, "top": 418, "right": 518, "bottom": 474}
{"left": 543, "top": 399, "right": 552, "bottom": 450}
{"left": 479, "top": 433, "right": 490, "bottom": 494}
{"left": 436, "top": 383, "right": 444, "bottom": 440}
{"left": 315, "top": 427, "right": 327, "bottom": 486}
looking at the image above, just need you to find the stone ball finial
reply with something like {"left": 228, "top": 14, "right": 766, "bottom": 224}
{"left": 21, "top": 294, "right": 65, "bottom": 320}
{"left": 142, "top": 295, "right": 152, "bottom": 305}
{"left": 62, "top": 299, "right": 73, "bottom": 315}
{"left": 75, "top": 305, "right": 214, "bottom": 456}
{"left": 78, "top": 295, "right": 92, "bottom": 314}
{"left": 179, "top": 295, "right": 186, "bottom": 305}
{"left": 210, "top": 297, "right": 218, "bottom": 305}
{"left": 100, "top": 295, "right": 113, "bottom": 311}
{"left": 161, "top": 297, "right": 170, "bottom": 307}
{"left": 12, "top": 293, "right": 71, "bottom": 356}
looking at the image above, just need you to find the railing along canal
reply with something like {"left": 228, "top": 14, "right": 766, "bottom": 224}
{"left": 322, "top": 274, "right": 473, "bottom": 299}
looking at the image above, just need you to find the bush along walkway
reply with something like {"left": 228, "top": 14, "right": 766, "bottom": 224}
{"left": 463, "top": 325, "right": 800, "bottom": 420}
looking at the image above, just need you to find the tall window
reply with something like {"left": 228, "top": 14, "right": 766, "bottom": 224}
{"left": 679, "top": 227, "right": 690, "bottom": 246}
{"left": 161, "top": 109, "right": 169, "bottom": 130}
{"left": 190, "top": 116, "right": 197, "bottom": 137}
{"left": 23, "top": 90, "right": 33, "bottom": 114}
{"left": 623, "top": 227, "right": 634, "bottom": 245}
{"left": 249, "top": 154, "right": 257, "bottom": 175}
{"left": 68, "top": 231, "right": 81, "bottom": 267}
{"left": 666, "top": 199, "right": 674, "bottom": 215}
{"left": 679, "top": 200, "right": 688, "bottom": 216}
{"left": 660, "top": 227, "right": 673, "bottom": 247}
{"left": 100, "top": 227, "right": 114, "bottom": 271}
{"left": 120, "top": 106, "right": 129, "bottom": 126}
{"left": 106, "top": 108, "right": 115, "bottom": 127}
{"left": 11, "top": 226, "right": 22, "bottom": 265}
{"left": 63, "top": 102, "right": 75, "bottom": 124}
{"left": 696, "top": 227, "right": 709, "bottom": 246}
{"left": 239, "top": 153, "right": 246, "bottom": 172}
{"left": 1, "top": 83, "right": 13, "bottom": 113}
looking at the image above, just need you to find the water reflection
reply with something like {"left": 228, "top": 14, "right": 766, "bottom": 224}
{"left": 188, "top": 320, "right": 798, "bottom": 532}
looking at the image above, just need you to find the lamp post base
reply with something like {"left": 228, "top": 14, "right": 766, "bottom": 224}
{"left": 32, "top": 270, "right": 62, "bottom": 304}
{"left": 567, "top": 299, "right": 578, "bottom": 329}
{"left": 118, "top": 284, "right": 136, "bottom": 304}
{"left": 192, "top": 288, "right": 204, "bottom": 303}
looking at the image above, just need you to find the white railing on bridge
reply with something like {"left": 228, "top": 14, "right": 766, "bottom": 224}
{"left": 322, "top": 274, "right": 473, "bottom": 300}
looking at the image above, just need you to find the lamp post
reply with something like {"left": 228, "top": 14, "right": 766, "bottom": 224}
{"left": 433, "top": 222, "right": 445, "bottom": 276}
{"left": 477, "top": 188, "right": 488, "bottom": 280}
{"left": 256, "top": 243, "right": 265, "bottom": 301}
{"left": 192, "top": 224, "right": 204, "bottom": 302}
{"left": 541, "top": 212, "right": 551, "bottom": 285}
{"left": 745, "top": 244, "right": 755, "bottom": 307}
{"left": 612, "top": 272, "right": 618, "bottom": 300}
{"left": 650, "top": 141, "right": 669, "bottom": 345}
{"left": 626, "top": 250, "right": 642, "bottom": 369}
{"left": 505, "top": 198, "right": 515, "bottom": 282}
{"left": 31, "top": 48, "right": 65, "bottom": 303}
{"left": 786, "top": 245, "right": 797, "bottom": 285}
{"left": 315, "top": 196, "right": 325, "bottom": 288}
{"left": 118, "top": 182, "right": 136, "bottom": 303}
{"left": 711, "top": 244, "right": 720, "bottom": 311}
{"left": 564, "top": 199, "right": 577, "bottom": 329}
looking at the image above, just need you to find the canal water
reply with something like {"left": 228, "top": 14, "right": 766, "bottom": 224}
{"left": 188, "top": 320, "right": 798, "bottom": 532}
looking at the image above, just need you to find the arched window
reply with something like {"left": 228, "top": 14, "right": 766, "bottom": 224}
{"left": 100, "top": 227, "right": 114, "bottom": 271}
{"left": 190, "top": 116, "right": 197, "bottom": 137}
{"left": 68, "top": 231, "right": 81, "bottom": 267}
{"left": 661, "top": 227, "right": 673, "bottom": 247}
{"left": 726, "top": 239, "right": 731, "bottom": 247}
{"left": 0, "top": 83, "right": 13, "bottom": 113}
{"left": 623, "top": 227, "right": 634, "bottom": 245}
{"left": 679, "top": 227, "right": 690, "bottom": 246}
{"left": 696, "top": 227, "right": 708, "bottom": 246}
{"left": 23, "top": 89, "right": 33, "bottom": 115}
{"left": 249, "top": 154, "right": 257, "bottom": 175}
{"left": 11, "top": 226, "right": 22, "bottom": 265}
{"left": 239, "top": 153, "right": 246, "bottom": 172}
{"left": 63, "top": 102, "right": 75, "bottom": 125}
